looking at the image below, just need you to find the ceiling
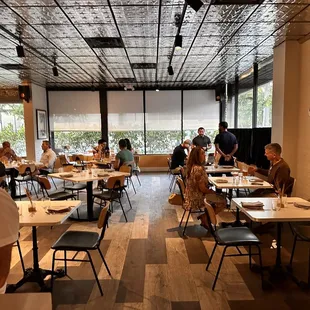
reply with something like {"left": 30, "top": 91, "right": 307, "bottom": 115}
{"left": 0, "top": 0, "right": 309, "bottom": 90}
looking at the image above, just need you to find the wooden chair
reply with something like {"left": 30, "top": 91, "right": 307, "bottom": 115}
{"left": 93, "top": 175, "right": 132, "bottom": 222}
{"left": 14, "top": 164, "right": 38, "bottom": 200}
{"left": 176, "top": 177, "right": 204, "bottom": 236}
{"left": 204, "top": 199, "right": 264, "bottom": 290}
{"left": 51, "top": 204, "right": 112, "bottom": 296}
{"left": 119, "top": 165, "right": 136, "bottom": 194}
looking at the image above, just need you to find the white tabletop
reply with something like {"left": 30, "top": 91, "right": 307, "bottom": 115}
{"left": 49, "top": 170, "right": 129, "bottom": 183}
{"left": 205, "top": 165, "right": 240, "bottom": 174}
{"left": 232, "top": 197, "right": 310, "bottom": 222}
{"left": 16, "top": 200, "right": 82, "bottom": 226}
{"left": 5, "top": 161, "right": 43, "bottom": 169}
{"left": 0, "top": 293, "right": 52, "bottom": 310}
{"left": 208, "top": 176, "right": 273, "bottom": 189}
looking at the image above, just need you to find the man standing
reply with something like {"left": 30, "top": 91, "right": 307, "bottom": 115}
{"left": 214, "top": 122, "right": 238, "bottom": 166}
{"left": 0, "top": 141, "right": 18, "bottom": 162}
{"left": 248, "top": 143, "right": 291, "bottom": 196}
{"left": 39, "top": 140, "right": 57, "bottom": 173}
{"left": 192, "top": 127, "right": 211, "bottom": 151}
{"left": 0, "top": 188, "right": 19, "bottom": 294}
{"left": 171, "top": 139, "right": 191, "bottom": 170}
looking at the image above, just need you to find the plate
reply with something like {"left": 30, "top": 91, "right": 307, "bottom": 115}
{"left": 222, "top": 166, "right": 234, "bottom": 169}
{"left": 48, "top": 206, "right": 71, "bottom": 213}
{"left": 214, "top": 179, "right": 228, "bottom": 183}
{"left": 59, "top": 173, "right": 74, "bottom": 178}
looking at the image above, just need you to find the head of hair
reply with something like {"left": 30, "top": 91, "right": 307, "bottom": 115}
{"left": 186, "top": 147, "right": 204, "bottom": 179}
{"left": 98, "top": 139, "right": 107, "bottom": 145}
{"left": 219, "top": 121, "right": 228, "bottom": 129}
{"left": 42, "top": 140, "right": 51, "bottom": 148}
{"left": 2, "top": 141, "right": 10, "bottom": 148}
{"left": 124, "top": 138, "right": 132, "bottom": 151}
{"left": 198, "top": 127, "right": 205, "bottom": 131}
{"left": 118, "top": 139, "right": 127, "bottom": 149}
{"left": 265, "top": 143, "right": 282, "bottom": 155}
{"left": 183, "top": 139, "right": 191, "bottom": 145}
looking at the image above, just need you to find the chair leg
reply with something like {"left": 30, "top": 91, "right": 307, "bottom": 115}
{"left": 118, "top": 198, "right": 128, "bottom": 222}
{"left": 206, "top": 243, "right": 218, "bottom": 271}
{"left": 182, "top": 210, "right": 191, "bottom": 235}
{"left": 31, "top": 180, "right": 38, "bottom": 198}
{"left": 97, "top": 247, "right": 111, "bottom": 276}
{"left": 64, "top": 251, "right": 67, "bottom": 276}
{"left": 289, "top": 235, "right": 298, "bottom": 266}
{"left": 130, "top": 177, "right": 136, "bottom": 194}
{"left": 50, "top": 177, "right": 57, "bottom": 189}
{"left": 212, "top": 246, "right": 228, "bottom": 290}
{"left": 124, "top": 189, "right": 132, "bottom": 210}
{"left": 51, "top": 250, "right": 57, "bottom": 292}
{"left": 249, "top": 245, "right": 252, "bottom": 269}
{"left": 16, "top": 240, "right": 25, "bottom": 274}
{"left": 86, "top": 251, "right": 103, "bottom": 296}
{"left": 255, "top": 245, "right": 264, "bottom": 288}
{"left": 169, "top": 175, "right": 175, "bottom": 191}
{"left": 179, "top": 209, "right": 186, "bottom": 227}
{"left": 135, "top": 172, "right": 141, "bottom": 186}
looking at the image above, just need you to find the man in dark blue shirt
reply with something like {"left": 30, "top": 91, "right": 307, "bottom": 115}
{"left": 214, "top": 122, "right": 238, "bottom": 166}
{"left": 171, "top": 139, "right": 191, "bottom": 170}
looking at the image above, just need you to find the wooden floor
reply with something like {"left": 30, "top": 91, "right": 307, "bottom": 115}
{"left": 8, "top": 173, "right": 310, "bottom": 310}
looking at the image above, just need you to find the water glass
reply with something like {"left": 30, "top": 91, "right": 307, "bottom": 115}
{"left": 272, "top": 199, "right": 277, "bottom": 211}
{"left": 281, "top": 194, "right": 288, "bottom": 208}
{"left": 40, "top": 197, "right": 51, "bottom": 211}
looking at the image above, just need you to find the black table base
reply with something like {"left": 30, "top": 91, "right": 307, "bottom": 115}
{"left": 69, "top": 203, "right": 102, "bottom": 221}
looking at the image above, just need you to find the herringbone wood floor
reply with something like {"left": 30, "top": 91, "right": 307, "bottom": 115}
{"left": 8, "top": 173, "right": 310, "bottom": 310}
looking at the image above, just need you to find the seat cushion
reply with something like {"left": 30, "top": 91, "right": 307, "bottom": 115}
{"left": 64, "top": 183, "right": 87, "bottom": 191}
{"left": 52, "top": 231, "right": 100, "bottom": 250}
{"left": 49, "top": 191, "right": 76, "bottom": 200}
{"left": 215, "top": 227, "right": 260, "bottom": 246}
{"left": 93, "top": 191, "right": 121, "bottom": 200}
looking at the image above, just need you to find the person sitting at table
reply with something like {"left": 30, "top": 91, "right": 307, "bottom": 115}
{"left": 214, "top": 121, "right": 238, "bottom": 166}
{"left": 114, "top": 139, "right": 134, "bottom": 170}
{"left": 248, "top": 143, "right": 291, "bottom": 197}
{"left": 0, "top": 141, "right": 18, "bottom": 162}
{"left": 0, "top": 188, "right": 19, "bottom": 294}
{"left": 93, "top": 139, "right": 109, "bottom": 158}
{"left": 184, "top": 147, "right": 226, "bottom": 229}
{"left": 125, "top": 138, "right": 135, "bottom": 154}
{"left": 171, "top": 139, "right": 191, "bottom": 171}
{"left": 39, "top": 140, "right": 57, "bottom": 174}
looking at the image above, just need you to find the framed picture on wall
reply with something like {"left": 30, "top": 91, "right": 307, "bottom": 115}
{"left": 36, "top": 109, "right": 48, "bottom": 139}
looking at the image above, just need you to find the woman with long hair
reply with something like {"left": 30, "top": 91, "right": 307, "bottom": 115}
{"left": 124, "top": 138, "right": 135, "bottom": 154}
{"left": 184, "top": 147, "right": 226, "bottom": 226}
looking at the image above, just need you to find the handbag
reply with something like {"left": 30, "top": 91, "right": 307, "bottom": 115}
{"left": 168, "top": 193, "right": 183, "bottom": 205}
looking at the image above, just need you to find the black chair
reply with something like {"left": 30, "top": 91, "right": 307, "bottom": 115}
{"left": 51, "top": 204, "right": 112, "bottom": 296}
{"left": 176, "top": 177, "right": 204, "bottom": 236}
{"left": 288, "top": 221, "right": 310, "bottom": 286}
{"left": 14, "top": 164, "right": 38, "bottom": 200}
{"left": 204, "top": 199, "right": 264, "bottom": 290}
{"left": 93, "top": 175, "right": 132, "bottom": 222}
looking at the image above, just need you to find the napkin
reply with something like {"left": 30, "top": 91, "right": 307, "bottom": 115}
{"left": 59, "top": 173, "right": 74, "bottom": 178}
{"left": 294, "top": 201, "right": 310, "bottom": 210}
{"left": 241, "top": 201, "right": 264, "bottom": 210}
{"left": 214, "top": 179, "right": 229, "bottom": 183}
{"left": 251, "top": 182, "right": 264, "bottom": 186}
{"left": 222, "top": 165, "right": 234, "bottom": 168}
{"left": 48, "top": 206, "right": 71, "bottom": 213}
{"left": 249, "top": 178, "right": 260, "bottom": 182}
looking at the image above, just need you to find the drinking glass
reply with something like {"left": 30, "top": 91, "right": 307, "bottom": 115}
{"left": 281, "top": 194, "right": 288, "bottom": 208}
{"left": 40, "top": 197, "right": 51, "bottom": 211}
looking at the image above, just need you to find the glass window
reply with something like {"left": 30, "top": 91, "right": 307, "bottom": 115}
{"left": 108, "top": 91, "right": 144, "bottom": 154}
{"left": 145, "top": 91, "right": 181, "bottom": 154}
{"left": 49, "top": 91, "right": 101, "bottom": 153}
{"left": 257, "top": 81, "right": 273, "bottom": 127}
{"left": 238, "top": 88, "right": 253, "bottom": 128}
{"left": 0, "top": 103, "right": 26, "bottom": 156}
{"left": 183, "top": 90, "right": 219, "bottom": 150}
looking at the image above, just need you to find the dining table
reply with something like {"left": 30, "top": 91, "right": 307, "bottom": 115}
{"left": 49, "top": 170, "right": 129, "bottom": 221}
{"left": 205, "top": 164, "right": 240, "bottom": 174}
{"left": 231, "top": 197, "right": 310, "bottom": 282}
{"left": 6, "top": 200, "right": 82, "bottom": 293}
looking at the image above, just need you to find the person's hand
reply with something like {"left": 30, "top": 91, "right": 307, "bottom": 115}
{"left": 248, "top": 166, "right": 257, "bottom": 176}
{"left": 224, "top": 154, "right": 231, "bottom": 161}
{"left": 202, "top": 146, "right": 207, "bottom": 151}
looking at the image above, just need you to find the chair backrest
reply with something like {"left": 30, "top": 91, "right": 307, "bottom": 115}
{"left": 62, "top": 164, "right": 74, "bottom": 172}
{"left": 119, "top": 165, "right": 131, "bottom": 174}
{"left": 285, "top": 176, "right": 296, "bottom": 197}
{"left": 106, "top": 175, "right": 125, "bottom": 189}
{"left": 167, "top": 157, "right": 172, "bottom": 170}
{"left": 176, "top": 177, "right": 185, "bottom": 202}
{"left": 204, "top": 199, "right": 217, "bottom": 237}
{"left": 58, "top": 154, "right": 69, "bottom": 166}
{"left": 97, "top": 203, "right": 111, "bottom": 242}
{"left": 134, "top": 155, "right": 140, "bottom": 166}
{"left": 18, "top": 164, "right": 31, "bottom": 175}
{"left": 37, "top": 176, "right": 52, "bottom": 192}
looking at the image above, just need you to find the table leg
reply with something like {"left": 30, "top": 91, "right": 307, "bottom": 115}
{"left": 87, "top": 181, "right": 93, "bottom": 220}
{"left": 8, "top": 168, "right": 16, "bottom": 199}
{"left": 6, "top": 226, "right": 65, "bottom": 293}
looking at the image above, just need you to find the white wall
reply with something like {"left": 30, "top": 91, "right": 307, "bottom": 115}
{"left": 296, "top": 39, "right": 310, "bottom": 198}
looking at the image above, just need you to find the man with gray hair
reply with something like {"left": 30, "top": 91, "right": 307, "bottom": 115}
{"left": 248, "top": 143, "right": 291, "bottom": 196}
{"left": 171, "top": 139, "right": 192, "bottom": 170}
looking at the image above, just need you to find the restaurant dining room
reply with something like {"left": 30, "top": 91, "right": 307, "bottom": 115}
{"left": 0, "top": 0, "right": 310, "bottom": 309}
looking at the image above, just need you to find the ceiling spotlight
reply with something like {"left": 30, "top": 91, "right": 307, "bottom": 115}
{"left": 52, "top": 53, "right": 58, "bottom": 76}
{"left": 168, "top": 65, "right": 174, "bottom": 76}
{"left": 16, "top": 44, "right": 25, "bottom": 58}
{"left": 52, "top": 66, "right": 58, "bottom": 77}
{"left": 175, "top": 35, "right": 182, "bottom": 50}
{"left": 186, "top": 0, "right": 203, "bottom": 12}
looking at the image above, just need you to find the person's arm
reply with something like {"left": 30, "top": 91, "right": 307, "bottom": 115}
{"left": 215, "top": 143, "right": 225, "bottom": 157}
{"left": 47, "top": 152, "right": 57, "bottom": 169}
{"left": 0, "top": 243, "right": 13, "bottom": 289}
